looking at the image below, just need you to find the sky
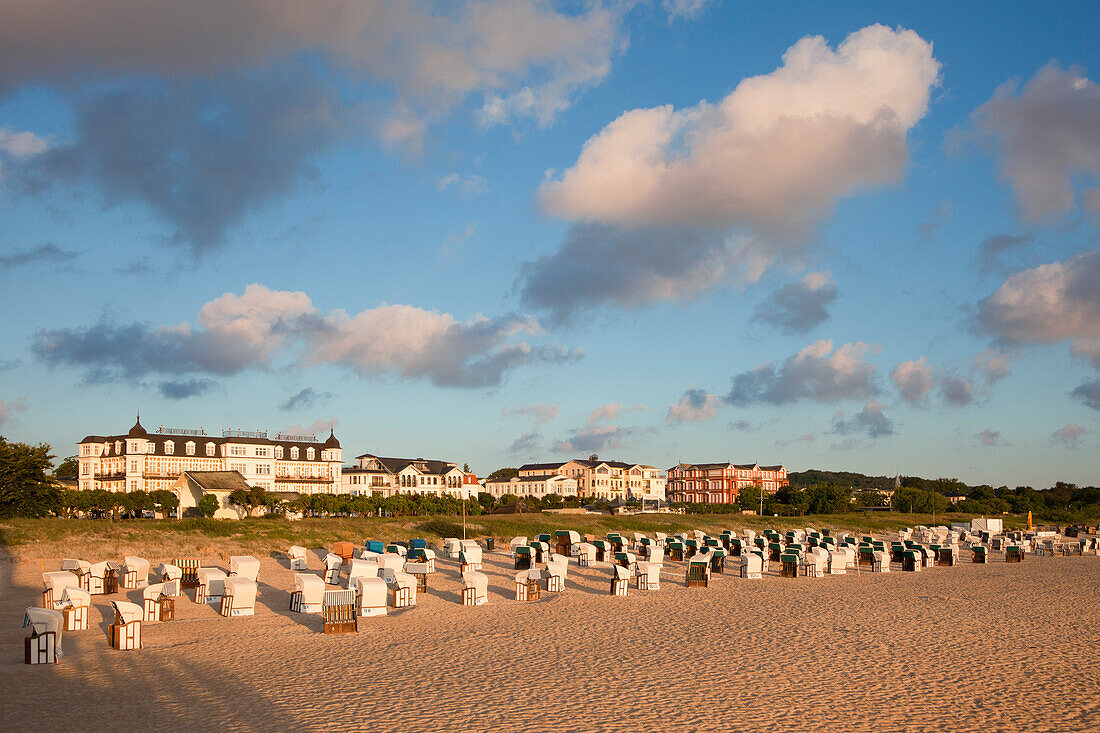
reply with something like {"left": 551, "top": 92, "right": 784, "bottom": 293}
{"left": 1, "top": 1, "right": 1099, "bottom": 488}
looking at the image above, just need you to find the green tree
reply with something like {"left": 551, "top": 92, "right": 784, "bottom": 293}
{"left": 196, "top": 494, "right": 219, "bottom": 517}
{"left": 53, "top": 455, "right": 79, "bottom": 478}
{"left": 485, "top": 467, "right": 518, "bottom": 483}
{"left": 0, "top": 436, "right": 60, "bottom": 517}
{"left": 149, "top": 489, "right": 180, "bottom": 516}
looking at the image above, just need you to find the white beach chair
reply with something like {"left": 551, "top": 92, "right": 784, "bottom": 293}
{"left": 515, "top": 569, "right": 541, "bottom": 601}
{"left": 61, "top": 559, "right": 91, "bottom": 590}
{"left": 655, "top": 532, "right": 668, "bottom": 545}
{"left": 88, "top": 561, "right": 116, "bottom": 595}
{"left": 389, "top": 571, "right": 417, "bottom": 608}
{"left": 109, "top": 600, "right": 144, "bottom": 650}
{"left": 23, "top": 607, "right": 63, "bottom": 664}
{"left": 42, "top": 571, "right": 80, "bottom": 610}
{"left": 291, "top": 573, "right": 326, "bottom": 613}
{"left": 635, "top": 561, "right": 661, "bottom": 590}
{"left": 378, "top": 553, "right": 405, "bottom": 573}
{"left": 353, "top": 576, "right": 388, "bottom": 617}
{"left": 543, "top": 554, "right": 568, "bottom": 592}
{"left": 288, "top": 545, "right": 308, "bottom": 571}
{"left": 220, "top": 577, "right": 257, "bottom": 617}
{"left": 645, "top": 545, "right": 665, "bottom": 564}
{"left": 443, "top": 538, "right": 462, "bottom": 559}
{"left": 345, "top": 558, "right": 378, "bottom": 589}
{"left": 508, "top": 536, "right": 528, "bottom": 553}
{"left": 611, "top": 564, "right": 629, "bottom": 595}
{"left": 739, "top": 552, "right": 763, "bottom": 579}
{"left": 840, "top": 546, "right": 856, "bottom": 569}
{"left": 229, "top": 555, "right": 260, "bottom": 582}
{"left": 461, "top": 571, "right": 488, "bottom": 606}
{"left": 60, "top": 587, "right": 91, "bottom": 631}
{"left": 143, "top": 583, "right": 169, "bottom": 621}
{"left": 872, "top": 550, "right": 891, "bottom": 572}
{"left": 802, "top": 548, "right": 828, "bottom": 578}
{"left": 459, "top": 545, "right": 483, "bottom": 571}
{"left": 323, "top": 553, "right": 343, "bottom": 584}
{"left": 575, "top": 542, "right": 597, "bottom": 567}
{"left": 827, "top": 550, "right": 847, "bottom": 575}
{"left": 157, "top": 563, "right": 183, "bottom": 585}
{"left": 120, "top": 556, "right": 151, "bottom": 589}
{"left": 195, "top": 567, "right": 227, "bottom": 605}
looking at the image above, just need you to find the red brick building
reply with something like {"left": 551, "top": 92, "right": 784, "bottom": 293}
{"left": 666, "top": 462, "right": 788, "bottom": 504}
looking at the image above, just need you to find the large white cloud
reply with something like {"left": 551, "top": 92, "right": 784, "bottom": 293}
{"left": 970, "top": 64, "right": 1100, "bottom": 221}
{"left": 33, "top": 284, "right": 575, "bottom": 389}
{"left": 978, "top": 248, "right": 1100, "bottom": 349}
{"left": 666, "top": 389, "right": 721, "bottom": 424}
{"left": 725, "top": 340, "right": 880, "bottom": 405}
{"left": 540, "top": 24, "right": 939, "bottom": 237}
{"left": 891, "top": 357, "right": 933, "bottom": 404}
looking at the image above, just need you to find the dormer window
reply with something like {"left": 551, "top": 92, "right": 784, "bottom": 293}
{"left": 306, "top": 447, "right": 315, "bottom": 461}
{"left": 186, "top": 441, "right": 195, "bottom": 455}
{"left": 206, "top": 442, "right": 216, "bottom": 456}
{"left": 165, "top": 441, "right": 174, "bottom": 455}
{"left": 275, "top": 446, "right": 284, "bottom": 459}
{"left": 290, "top": 446, "right": 299, "bottom": 460}
{"left": 115, "top": 441, "right": 122, "bottom": 454}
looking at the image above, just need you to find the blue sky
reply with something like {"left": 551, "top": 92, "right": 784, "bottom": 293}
{"left": 2, "top": 1, "right": 1099, "bottom": 487}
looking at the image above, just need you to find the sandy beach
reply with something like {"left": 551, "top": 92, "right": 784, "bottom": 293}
{"left": 4, "top": 544, "right": 1099, "bottom": 733}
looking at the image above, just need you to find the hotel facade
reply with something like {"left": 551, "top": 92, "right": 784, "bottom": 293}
{"left": 517, "top": 458, "right": 666, "bottom": 500}
{"left": 666, "top": 462, "right": 789, "bottom": 504}
{"left": 341, "top": 452, "right": 479, "bottom": 499}
{"left": 77, "top": 417, "right": 344, "bottom": 496}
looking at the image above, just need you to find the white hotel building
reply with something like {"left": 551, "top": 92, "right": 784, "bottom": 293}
{"left": 77, "top": 417, "right": 344, "bottom": 496}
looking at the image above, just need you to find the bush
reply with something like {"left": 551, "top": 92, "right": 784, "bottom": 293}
{"left": 419, "top": 517, "right": 468, "bottom": 538}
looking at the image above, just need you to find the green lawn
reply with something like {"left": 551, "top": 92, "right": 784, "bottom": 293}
{"left": 0, "top": 511, "right": 1026, "bottom": 561}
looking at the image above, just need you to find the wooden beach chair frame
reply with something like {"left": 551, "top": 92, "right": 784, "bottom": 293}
{"left": 322, "top": 590, "right": 358, "bottom": 634}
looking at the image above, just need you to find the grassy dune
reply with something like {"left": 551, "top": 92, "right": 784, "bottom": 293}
{"left": 0, "top": 512, "right": 1023, "bottom": 561}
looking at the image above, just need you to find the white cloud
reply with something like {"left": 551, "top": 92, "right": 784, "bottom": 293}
{"left": 891, "top": 357, "right": 933, "bottom": 404}
{"left": 0, "top": 398, "right": 28, "bottom": 426}
{"left": 973, "top": 348, "right": 1011, "bottom": 384}
{"left": 970, "top": 63, "right": 1100, "bottom": 220}
{"left": 1052, "top": 424, "right": 1086, "bottom": 448}
{"left": 666, "top": 389, "right": 721, "bottom": 424}
{"left": 540, "top": 24, "right": 939, "bottom": 238}
{"left": 976, "top": 429, "right": 1005, "bottom": 447}
{"left": 977, "top": 248, "right": 1100, "bottom": 363}
{"left": 0, "top": 127, "right": 48, "bottom": 157}
{"left": 726, "top": 340, "right": 880, "bottom": 405}
{"left": 436, "top": 173, "right": 489, "bottom": 195}
{"left": 832, "top": 401, "right": 894, "bottom": 438}
{"left": 33, "top": 284, "right": 577, "bottom": 389}
{"left": 662, "top": 0, "right": 712, "bottom": 21}
{"left": 502, "top": 404, "right": 559, "bottom": 424}
{"left": 509, "top": 430, "right": 542, "bottom": 455}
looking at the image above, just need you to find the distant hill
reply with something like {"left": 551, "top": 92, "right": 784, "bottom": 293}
{"left": 788, "top": 470, "right": 895, "bottom": 492}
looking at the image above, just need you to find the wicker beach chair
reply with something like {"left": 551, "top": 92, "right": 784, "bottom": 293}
{"left": 405, "top": 562, "right": 431, "bottom": 593}
{"left": 461, "top": 571, "right": 488, "bottom": 606}
{"left": 1005, "top": 545, "right": 1024, "bottom": 563}
{"left": 322, "top": 589, "right": 358, "bottom": 634}
{"left": 229, "top": 555, "right": 260, "bottom": 582}
{"left": 143, "top": 582, "right": 179, "bottom": 622}
{"left": 172, "top": 558, "right": 200, "bottom": 589}
{"left": 686, "top": 554, "right": 711, "bottom": 587}
{"left": 195, "top": 567, "right": 227, "bottom": 605}
{"left": 323, "top": 553, "right": 343, "bottom": 584}
{"left": 575, "top": 542, "right": 597, "bottom": 567}
{"left": 388, "top": 571, "right": 417, "bottom": 608}
{"left": 333, "top": 541, "right": 356, "bottom": 563}
{"left": 109, "top": 600, "right": 144, "bottom": 650}
{"left": 801, "top": 548, "right": 827, "bottom": 578}
{"left": 61, "top": 559, "right": 91, "bottom": 590}
{"left": 288, "top": 545, "right": 308, "bottom": 571}
{"left": 514, "top": 545, "right": 534, "bottom": 570}
{"left": 542, "top": 554, "right": 569, "bottom": 592}
{"left": 972, "top": 546, "right": 988, "bottom": 564}
{"left": 872, "top": 550, "right": 891, "bottom": 572}
{"left": 828, "top": 550, "right": 847, "bottom": 575}
{"left": 515, "top": 569, "right": 541, "bottom": 601}
{"left": 779, "top": 552, "right": 800, "bottom": 578}
{"left": 60, "top": 587, "right": 90, "bottom": 631}
{"left": 220, "top": 577, "right": 257, "bottom": 617}
{"left": 291, "top": 573, "right": 326, "bottom": 613}
{"left": 88, "top": 561, "right": 118, "bottom": 595}
{"left": 902, "top": 549, "right": 921, "bottom": 572}
{"left": 353, "top": 576, "right": 388, "bottom": 617}
{"left": 740, "top": 552, "right": 764, "bottom": 579}
{"left": 610, "top": 564, "right": 629, "bottom": 596}
{"left": 120, "top": 556, "right": 150, "bottom": 589}
{"left": 158, "top": 562, "right": 183, "bottom": 585}
{"left": 635, "top": 561, "right": 661, "bottom": 590}
{"left": 459, "top": 546, "right": 483, "bottom": 572}
{"left": 42, "top": 571, "right": 80, "bottom": 610}
{"left": 23, "top": 607, "right": 62, "bottom": 664}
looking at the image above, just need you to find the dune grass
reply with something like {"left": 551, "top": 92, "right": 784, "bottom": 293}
{"left": 0, "top": 511, "right": 1025, "bottom": 562}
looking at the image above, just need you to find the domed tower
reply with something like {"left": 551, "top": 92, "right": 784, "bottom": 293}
{"left": 127, "top": 415, "right": 148, "bottom": 438}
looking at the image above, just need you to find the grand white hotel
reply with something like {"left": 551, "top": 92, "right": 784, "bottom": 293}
{"left": 77, "top": 417, "right": 344, "bottom": 495}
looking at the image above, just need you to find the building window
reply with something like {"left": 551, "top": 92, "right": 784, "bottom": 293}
{"left": 256, "top": 464, "right": 271, "bottom": 475}
{"left": 186, "top": 441, "right": 195, "bottom": 455}
{"left": 230, "top": 446, "right": 246, "bottom": 457}
{"left": 165, "top": 441, "right": 174, "bottom": 455}
{"left": 290, "top": 447, "right": 299, "bottom": 460}
{"left": 306, "top": 447, "right": 315, "bottom": 461}
{"left": 206, "top": 442, "right": 216, "bottom": 456}
{"left": 275, "top": 446, "right": 284, "bottom": 459}
{"left": 256, "top": 447, "right": 269, "bottom": 458}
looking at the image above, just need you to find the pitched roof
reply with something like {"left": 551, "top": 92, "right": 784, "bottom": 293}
{"left": 357, "top": 453, "right": 459, "bottom": 476}
{"left": 180, "top": 471, "right": 251, "bottom": 492}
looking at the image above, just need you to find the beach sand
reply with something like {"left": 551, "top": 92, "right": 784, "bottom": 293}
{"left": 3, "top": 546, "right": 1098, "bottom": 732}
